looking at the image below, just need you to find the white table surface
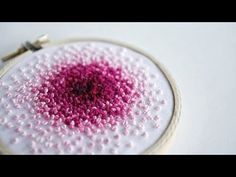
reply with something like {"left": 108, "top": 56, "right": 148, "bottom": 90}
{"left": 0, "top": 22, "right": 236, "bottom": 154}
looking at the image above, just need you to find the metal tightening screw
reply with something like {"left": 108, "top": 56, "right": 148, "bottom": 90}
{"left": 1, "top": 34, "right": 49, "bottom": 62}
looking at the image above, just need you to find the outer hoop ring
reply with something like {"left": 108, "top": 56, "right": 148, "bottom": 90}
{"left": 0, "top": 38, "right": 181, "bottom": 154}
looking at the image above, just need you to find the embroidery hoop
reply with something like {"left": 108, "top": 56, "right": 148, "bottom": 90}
{"left": 0, "top": 37, "right": 181, "bottom": 154}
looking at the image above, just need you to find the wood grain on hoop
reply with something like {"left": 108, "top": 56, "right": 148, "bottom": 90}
{"left": 0, "top": 38, "right": 181, "bottom": 154}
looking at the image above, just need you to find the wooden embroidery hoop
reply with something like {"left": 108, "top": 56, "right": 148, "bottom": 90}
{"left": 0, "top": 36, "right": 181, "bottom": 154}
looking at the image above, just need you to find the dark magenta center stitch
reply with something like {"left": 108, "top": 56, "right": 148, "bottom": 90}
{"left": 31, "top": 59, "right": 140, "bottom": 133}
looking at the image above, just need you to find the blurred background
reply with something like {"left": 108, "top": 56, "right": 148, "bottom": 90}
{"left": 0, "top": 22, "right": 236, "bottom": 154}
